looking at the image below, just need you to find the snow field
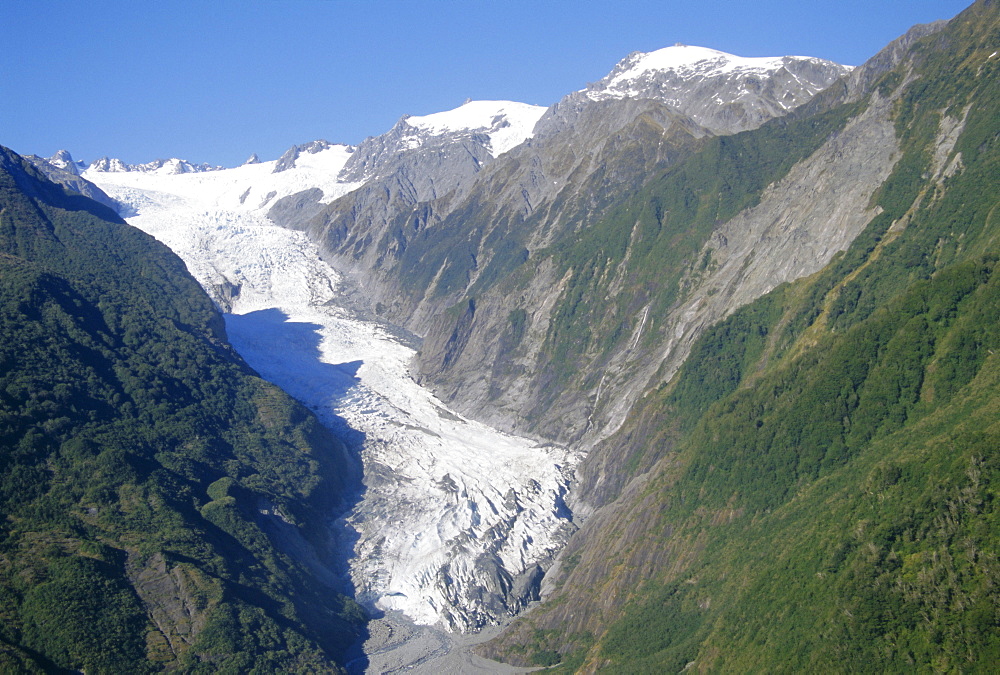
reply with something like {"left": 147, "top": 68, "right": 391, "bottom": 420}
{"left": 403, "top": 100, "right": 547, "bottom": 157}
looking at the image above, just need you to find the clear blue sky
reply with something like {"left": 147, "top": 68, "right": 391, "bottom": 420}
{"left": 2, "top": 0, "right": 974, "bottom": 168}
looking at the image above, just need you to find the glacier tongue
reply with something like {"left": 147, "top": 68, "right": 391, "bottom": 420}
{"left": 88, "top": 167, "right": 580, "bottom": 632}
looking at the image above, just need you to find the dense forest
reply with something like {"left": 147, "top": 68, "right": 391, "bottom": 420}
{"left": 0, "top": 147, "right": 364, "bottom": 672}
{"left": 485, "top": 0, "right": 1000, "bottom": 670}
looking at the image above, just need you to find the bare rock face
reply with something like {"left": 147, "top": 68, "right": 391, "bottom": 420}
{"left": 405, "top": 19, "right": 951, "bottom": 463}
{"left": 598, "top": 90, "right": 903, "bottom": 446}
{"left": 412, "top": 91, "right": 902, "bottom": 455}
{"left": 127, "top": 552, "right": 223, "bottom": 662}
{"left": 48, "top": 149, "right": 84, "bottom": 174}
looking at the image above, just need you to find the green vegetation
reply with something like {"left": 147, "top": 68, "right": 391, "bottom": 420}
{"left": 491, "top": 1, "right": 1000, "bottom": 670}
{"left": 0, "top": 147, "right": 362, "bottom": 672}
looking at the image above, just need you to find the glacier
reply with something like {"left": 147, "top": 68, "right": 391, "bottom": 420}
{"left": 77, "top": 49, "right": 847, "bottom": 636}
{"left": 85, "top": 154, "right": 580, "bottom": 634}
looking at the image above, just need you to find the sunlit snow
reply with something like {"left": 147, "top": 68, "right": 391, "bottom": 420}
{"left": 85, "top": 145, "right": 361, "bottom": 213}
{"left": 587, "top": 44, "right": 850, "bottom": 103}
{"left": 86, "top": 160, "right": 579, "bottom": 631}
{"left": 614, "top": 45, "right": 788, "bottom": 82}
{"left": 405, "top": 100, "right": 547, "bottom": 156}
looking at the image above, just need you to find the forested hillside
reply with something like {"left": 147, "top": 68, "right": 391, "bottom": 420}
{"left": 485, "top": 0, "right": 1000, "bottom": 670}
{"left": 0, "top": 147, "right": 363, "bottom": 672}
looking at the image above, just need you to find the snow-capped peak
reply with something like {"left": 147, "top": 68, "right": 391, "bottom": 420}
{"left": 580, "top": 44, "right": 851, "bottom": 134}
{"left": 406, "top": 99, "right": 542, "bottom": 135}
{"left": 588, "top": 44, "right": 851, "bottom": 103}
{"left": 48, "top": 149, "right": 83, "bottom": 175}
{"left": 609, "top": 44, "right": 788, "bottom": 86}
{"left": 404, "top": 99, "right": 547, "bottom": 157}
{"left": 89, "top": 157, "right": 131, "bottom": 173}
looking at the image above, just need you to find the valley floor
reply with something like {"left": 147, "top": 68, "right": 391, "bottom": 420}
{"left": 349, "top": 613, "right": 534, "bottom": 674}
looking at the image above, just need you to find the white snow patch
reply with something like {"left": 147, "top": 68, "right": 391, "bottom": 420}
{"left": 614, "top": 45, "right": 787, "bottom": 83}
{"left": 406, "top": 100, "right": 546, "bottom": 156}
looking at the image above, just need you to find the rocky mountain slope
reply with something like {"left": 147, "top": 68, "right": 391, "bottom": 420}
{"left": 477, "top": 0, "right": 1000, "bottom": 669}
{"left": 263, "top": 46, "right": 850, "bottom": 452}
{"left": 23, "top": 150, "right": 120, "bottom": 211}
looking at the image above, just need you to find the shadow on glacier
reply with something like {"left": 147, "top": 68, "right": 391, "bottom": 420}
{"left": 222, "top": 308, "right": 373, "bottom": 670}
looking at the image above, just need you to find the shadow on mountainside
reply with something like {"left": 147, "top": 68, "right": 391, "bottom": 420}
{"left": 223, "top": 308, "right": 374, "bottom": 671}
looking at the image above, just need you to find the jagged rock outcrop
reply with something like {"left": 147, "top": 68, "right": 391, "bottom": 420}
{"left": 273, "top": 139, "right": 335, "bottom": 173}
{"left": 24, "top": 150, "right": 121, "bottom": 212}
{"left": 88, "top": 156, "right": 222, "bottom": 174}
{"left": 48, "top": 148, "right": 86, "bottom": 174}
{"left": 583, "top": 45, "right": 850, "bottom": 133}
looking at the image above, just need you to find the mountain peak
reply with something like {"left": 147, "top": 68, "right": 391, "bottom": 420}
{"left": 594, "top": 44, "right": 849, "bottom": 98}
{"left": 583, "top": 44, "right": 852, "bottom": 134}
{"left": 46, "top": 149, "right": 87, "bottom": 175}
{"left": 612, "top": 44, "right": 785, "bottom": 82}
{"left": 272, "top": 140, "right": 337, "bottom": 173}
{"left": 89, "top": 156, "right": 131, "bottom": 173}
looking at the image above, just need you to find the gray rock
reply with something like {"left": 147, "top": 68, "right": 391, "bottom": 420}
{"left": 24, "top": 153, "right": 122, "bottom": 212}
